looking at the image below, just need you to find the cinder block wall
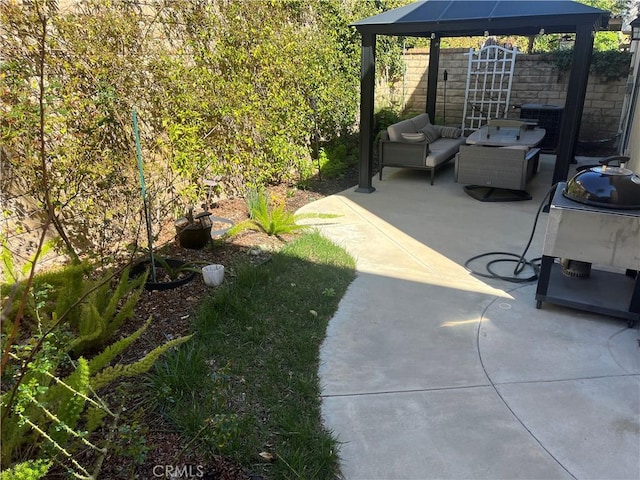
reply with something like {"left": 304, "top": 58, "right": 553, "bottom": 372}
{"left": 386, "top": 48, "right": 626, "bottom": 141}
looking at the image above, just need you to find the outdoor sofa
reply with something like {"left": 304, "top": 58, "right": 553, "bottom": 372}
{"left": 379, "top": 113, "right": 467, "bottom": 185}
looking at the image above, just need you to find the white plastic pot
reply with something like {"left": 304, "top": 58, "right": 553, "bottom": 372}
{"left": 202, "top": 264, "right": 224, "bottom": 286}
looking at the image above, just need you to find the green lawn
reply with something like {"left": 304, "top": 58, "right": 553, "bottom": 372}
{"left": 149, "top": 231, "right": 356, "bottom": 479}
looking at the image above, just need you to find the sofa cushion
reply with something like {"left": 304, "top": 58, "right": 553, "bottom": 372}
{"left": 387, "top": 117, "right": 417, "bottom": 142}
{"left": 410, "top": 113, "right": 432, "bottom": 132}
{"left": 419, "top": 123, "right": 440, "bottom": 143}
{"left": 387, "top": 113, "right": 433, "bottom": 142}
{"left": 425, "top": 137, "right": 467, "bottom": 167}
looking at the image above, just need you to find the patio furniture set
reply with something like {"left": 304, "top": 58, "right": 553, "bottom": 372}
{"left": 379, "top": 115, "right": 546, "bottom": 201}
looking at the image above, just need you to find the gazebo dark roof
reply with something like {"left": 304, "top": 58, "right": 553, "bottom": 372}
{"left": 352, "top": 1, "right": 608, "bottom": 36}
{"left": 351, "top": 0, "right": 611, "bottom": 192}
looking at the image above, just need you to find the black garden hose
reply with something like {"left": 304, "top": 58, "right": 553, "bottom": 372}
{"left": 464, "top": 184, "right": 558, "bottom": 283}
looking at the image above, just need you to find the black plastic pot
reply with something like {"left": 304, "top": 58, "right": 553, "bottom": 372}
{"left": 175, "top": 212, "right": 235, "bottom": 249}
{"left": 175, "top": 212, "right": 212, "bottom": 250}
{"left": 130, "top": 258, "right": 196, "bottom": 291}
{"left": 175, "top": 224, "right": 212, "bottom": 249}
{"left": 563, "top": 156, "right": 640, "bottom": 210}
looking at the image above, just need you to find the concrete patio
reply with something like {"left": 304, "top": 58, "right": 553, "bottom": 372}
{"left": 297, "top": 154, "right": 640, "bottom": 480}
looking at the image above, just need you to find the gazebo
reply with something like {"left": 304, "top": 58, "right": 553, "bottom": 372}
{"left": 351, "top": 0, "right": 611, "bottom": 192}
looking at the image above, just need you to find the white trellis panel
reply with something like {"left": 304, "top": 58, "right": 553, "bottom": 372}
{"left": 462, "top": 45, "right": 519, "bottom": 133}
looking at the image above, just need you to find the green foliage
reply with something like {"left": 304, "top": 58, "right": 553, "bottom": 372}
{"left": 318, "top": 148, "right": 348, "bottom": 178}
{"left": 1, "top": 261, "right": 190, "bottom": 476}
{"left": 0, "top": 459, "right": 51, "bottom": 480}
{"left": 533, "top": 31, "right": 622, "bottom": 54}
{"left": 2, "top": 0, "right": 147, "bottom": 262}
{"left": 147, "top": 343, "right": 240, "bottom": 452}
{"left": 227, "top": 188, "right": 339, "bottom": 238}
{"left": 578, "top": 0, "right": 629, "bottom": 16}
{"left": 3, "top": 259, "right": 174, "bottom": 362}
{"left": 65, "top": 266, "right": 146, "bottom": 354}
{"left": 46, "top": 357, "right": 90, "bottom": 447}
{"left": 1, "top": 336, "right": 63, "bottom": 468}
{"left": 112, "top": 421, "right": 149, "bottom": 466}
{"left": 542, "top": 49, "right": 574, "bottom": 71}
{"left": 149, "top": 0, "right": 364, "bottom": 193}
{"left": 86, "top": 316, "right": 153, "bottom": 375}
{"left": 375, "top": 108, "right": 402, "bottom": 135}
{"left": 541, "top": 49, "right": 632, "bottom": 81}
{"left": 1, "top": 238, "right": 55, "bottom": 286}
{"left": 228, "top": 189, "right": 305, "bottom": 238}
{"left": 2, "top": 0, "right": 370, "bottom": 264}
{"left": 1, "top": 346, "right": 93, "bottom": 475}
{"left": 318, "top": 140, "right": 358, "bottom": 180}
{"left": 247, "top": 190, "right": 305, "bottom": 237}
{"left": 532, "top": 1, "right": 630, "bottom": 55}
{"left": 163, "top": 115, "right": 212, "bottom": 207}
{"left": 90, "top": 334, "right": 193, "bottom": 391}
{"left": 591, "top": 50, "right": 633, "bottom": 80}
{"left": 1, "top": 264, "right": 87, "bottom": 337}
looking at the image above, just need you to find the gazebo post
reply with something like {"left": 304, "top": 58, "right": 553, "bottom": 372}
{"left": 553, "top": 22, "right": 595, "bottom": 185}
{"left": 356, "top": 32, "right": 377, "bottom": 193}
{"left": 426, "top": 35, "right": 440, "bottom": 122}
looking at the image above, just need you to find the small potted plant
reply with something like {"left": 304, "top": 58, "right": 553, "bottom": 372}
{"left": 174, "top": 207, "right": 213, "bottom": 249}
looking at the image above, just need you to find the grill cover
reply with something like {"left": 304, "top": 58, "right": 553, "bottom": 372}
{"left": 563, "top": 164, "right": 640, "bottom": 210}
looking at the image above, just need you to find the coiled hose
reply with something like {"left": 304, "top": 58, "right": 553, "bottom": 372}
{"left": 464, "top": 184, "right": 558, "bottom": 283}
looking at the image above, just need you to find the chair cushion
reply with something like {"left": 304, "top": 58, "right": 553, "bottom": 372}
{"left": 425, "top": 137, "right": 467, "bottom": 167}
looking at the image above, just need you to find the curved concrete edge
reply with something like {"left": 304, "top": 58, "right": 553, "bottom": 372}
{"left": 297, "top": 157, "right": 640, "bottom": 479}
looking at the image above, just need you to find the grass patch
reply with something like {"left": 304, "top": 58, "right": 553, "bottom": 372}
{"left": 149, "top": 231, "right": 356, "bottom": 478}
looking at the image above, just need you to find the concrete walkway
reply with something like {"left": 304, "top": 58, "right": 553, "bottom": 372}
{"left": 297, "top": 155, "right": 640, "bottom": 480}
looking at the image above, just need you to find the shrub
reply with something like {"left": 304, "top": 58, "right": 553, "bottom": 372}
{"left": 1, "top": 262, "right": 191, "bottom": 477}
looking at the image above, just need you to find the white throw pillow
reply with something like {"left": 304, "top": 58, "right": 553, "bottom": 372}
{"left": 401, "top": 132, "right": 426, "bottom": 142}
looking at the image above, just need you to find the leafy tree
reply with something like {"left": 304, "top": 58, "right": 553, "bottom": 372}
{"left": 533, "top": 0, "right": 632, "bottom": 52}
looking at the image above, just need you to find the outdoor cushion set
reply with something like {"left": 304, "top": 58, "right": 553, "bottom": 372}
{"left": 379, "top": 113, "right": 467, "bottom": 185}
